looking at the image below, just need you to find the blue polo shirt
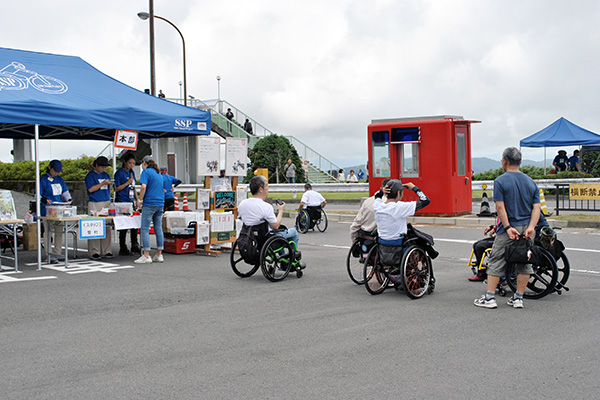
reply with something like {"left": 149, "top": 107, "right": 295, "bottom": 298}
{"left": 493, "top": 171, "right": 540, "bottom": 234}
{"left": 162, "top": 174, "right": 179, "bottom": 200}
{"left": 114, "top": 167, "right": 136, "bottom": 203}
{"left": 140, "top": 168, "right": 165, "bottom": 207}
{"left": 39, "top": 173, "right": 69, "bottom": 217}
{"left": 85, "top": 170, "right": 111, "bottom": 202}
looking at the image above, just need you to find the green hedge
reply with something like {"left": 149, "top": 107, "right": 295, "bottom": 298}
{"left": 474, "top": 165, "right": 594, "bottom": 181}
{"left": 0, "top": 156, "right": 112, "bottom": 181}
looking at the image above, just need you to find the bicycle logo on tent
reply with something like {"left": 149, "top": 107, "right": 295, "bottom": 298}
{"left": 0, "top": 62, "right": 68, "bottom": 94}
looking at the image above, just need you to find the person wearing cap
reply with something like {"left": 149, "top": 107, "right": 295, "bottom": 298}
{"left": 135, "top": 155, "right": 165, "bottom": 264}
{"left": 85, "top": 156, "right": 114, "bottom": 260}
{"left": 114, "top": 154, "right": 140, "bottom": 256}
{"left": 552, "top": 150, "right": 568, "bottom": 172}
{"left": 160, "top": 167, "right": 182, "bottom": 212}
{"left": 39, "top": 159, "right": 72, "bottom": 264}
{"left": 568, "top": 149, "right": 581, "bottom": 172}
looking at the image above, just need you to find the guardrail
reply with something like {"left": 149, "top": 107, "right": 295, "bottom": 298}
{"left": 472, "top": 178, "right": 600, "bottom": 191}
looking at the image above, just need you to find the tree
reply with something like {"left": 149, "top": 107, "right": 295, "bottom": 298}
{"left": 244, "top": 134, "right": 305, "bottom": 183}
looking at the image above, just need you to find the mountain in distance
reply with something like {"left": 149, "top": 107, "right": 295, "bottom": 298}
{"left": 342, "top": 158, "right": 553, "bottom": 176}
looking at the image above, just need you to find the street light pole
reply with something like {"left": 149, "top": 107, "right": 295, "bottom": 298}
{"left": 216, "top": 75, "right": 221, "bottom": 113}
{"left": 137, "top": 11, "right": 187, "bottom": 106}
{"left": 149, "top": 0, "right": 156, "bottom": 96}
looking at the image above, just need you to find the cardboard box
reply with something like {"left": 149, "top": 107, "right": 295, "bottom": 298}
{"left": 163, "top": 234, "right": 195, "bottom": 254}
{"left": 22, "top": 223, "right": 38, "bottom": 250}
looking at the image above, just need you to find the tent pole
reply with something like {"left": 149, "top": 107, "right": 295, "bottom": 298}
{"left": 544, "top": 147, "right": 547, "bottom": 175}
{"left": 35, "top": 125, "right": 42, "bottom": 270}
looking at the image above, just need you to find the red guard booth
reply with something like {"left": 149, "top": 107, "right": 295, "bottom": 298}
{"left": 368, "top": 115, "right": 480, "bottom": 216}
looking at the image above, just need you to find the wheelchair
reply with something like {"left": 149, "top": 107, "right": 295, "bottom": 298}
{"left": 467, "top": 227, "right": 569, "bottom": 299}
{"left": 362, "top": 224, "right": 438, "bottom": 299}
{"left": 230, "top": 222, "right": 304, "bottom": 282}
{"left": 346, "top": 229, "right": 378, "bottom": 285}
{"left": 296, "top": 206, "right": 327, "bottom": 234}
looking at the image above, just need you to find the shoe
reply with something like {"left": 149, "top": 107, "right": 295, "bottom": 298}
{"left": 299, "top": 261, "right": 306, "bottom": 269}
{"left": 90, "top": 253, "right": 101, "bottom": 261}
{"left": 134, "top": 255, "right": 152, "bottom": 264}
{"left": 474, "top": 295, "right": 497, "bottom": 309}
{"left": 49, "top": 258, "right": 59, "bottom": 264}
{"left": 507, "top": 297, "right": 524, "bottom": 309}
{"left": 152, "top": 254, "right": 164, "bottom": 263}
{"left": 103, "top": 253, "right": 115, "bottom": 259}
{"left": 468, "top": 275, "right": 486, "bottom": 282}
{"left": 119, "top": 249, "right": 133, "bottom": 256}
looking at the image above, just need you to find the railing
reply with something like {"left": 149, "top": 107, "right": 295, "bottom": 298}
{"left": 554, "top": 183, "right": 600, "bottom": 215}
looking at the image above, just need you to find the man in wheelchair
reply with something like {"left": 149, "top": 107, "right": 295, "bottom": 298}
{"left": 372, "top": 179, "right": 431, "bottom": 280}
{"left": 238, "top": 175, "right": 302, "bottom": 263}
{"left": 297, "top": 183, "right": 327, "bottom": 229}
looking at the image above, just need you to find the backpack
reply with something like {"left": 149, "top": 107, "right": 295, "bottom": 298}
{"left": 237, "top": 222, "right": 268, "bottom": 265}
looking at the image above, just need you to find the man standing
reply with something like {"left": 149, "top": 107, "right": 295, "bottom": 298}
{"left": 568, "top": 150, "right": 581, "bottom": 172}
{"left": 474, "top": 147, "right": 541, "bottom": 309}
{"left": 161, "top": 167, "right": 182, "bottom": 212}
{"left": 284, "top": 158, "right": 296, "bottom": 183}
{"left": 243, "top": 118, "right": 253, "bottom": 135}
{"left": 225, "top": 108, "right": 234, "bottom": 132}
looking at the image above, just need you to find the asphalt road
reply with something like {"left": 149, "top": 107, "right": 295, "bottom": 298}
{"left": 1, "top": 218, "right": 599, "bottom": 399}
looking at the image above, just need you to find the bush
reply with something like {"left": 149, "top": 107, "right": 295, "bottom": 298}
{"left": 0, "top": 156, "right": 110, "bottom": 181}
{"left": 474, "top": 165, "right": 594, "bottom": 181}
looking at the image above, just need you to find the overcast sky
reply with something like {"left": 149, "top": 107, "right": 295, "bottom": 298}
{"left": 1, "top": 0, "right": 598, "bottom": 167}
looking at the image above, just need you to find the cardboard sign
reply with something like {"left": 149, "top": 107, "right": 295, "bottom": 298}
{"left": 114, "top": 129, "right": 138, "bottom": 150}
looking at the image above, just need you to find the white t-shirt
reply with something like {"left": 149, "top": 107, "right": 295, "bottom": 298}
{"left": 347, "top": 174, "right": 358, "bottom": 182}
{"left": 300, "top": 190, "right": 326, "bottom": 208}
{"left": 372, "top": 198, "right": 416, "bottom": 240}
{"left": 238, "top": 197, "right": 276, "bottom": 228}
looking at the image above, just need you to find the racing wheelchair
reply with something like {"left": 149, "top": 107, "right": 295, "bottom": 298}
{"left": 296, "top": 206, "right": 327, "bottom": 234}
{"left": 230, "top": 222, "right": 305, "bottom": 282}
{"left": 363, "top": 224, "right": 438, "bottom": 299}
{"left": 346, "top": 229, "right": 378, "bottom": 285}
{"left": 467, "top": 226, "right": 569, "bottom": 299}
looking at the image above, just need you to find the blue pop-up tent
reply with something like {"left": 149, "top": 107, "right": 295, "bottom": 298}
{"left": 0, "top": 47, "right": 211, "bottom": 139}
{"left": 0, "top": 46, "right": 212, "bottom": 269}
{"left": 520, "top": 117, "right": 600, "bottom": 172}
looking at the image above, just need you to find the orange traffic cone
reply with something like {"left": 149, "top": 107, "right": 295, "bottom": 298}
{"left": 174, "top": 192, "right": 179, "bottom": 211}
{"left": 182, "top": 192, "right": 189, "bottom": 211}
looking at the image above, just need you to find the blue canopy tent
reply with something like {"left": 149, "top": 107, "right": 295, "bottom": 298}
{"left": 520, "top": 117, "right": 600, "bottom": 172}
{"left": 0, "top": 47, "right": 212, "bottom": 269}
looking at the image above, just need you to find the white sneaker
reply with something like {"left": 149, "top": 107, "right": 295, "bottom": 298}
{"left": 134, "top": 255, "right": 152, "bottom": 264}
{"left": 152, "top": 254, "right": 164, "bottom": 263}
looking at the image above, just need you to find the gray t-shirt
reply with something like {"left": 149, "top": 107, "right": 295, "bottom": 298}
{"left": 285, "top": 162, "right": 296, "bottom": 178}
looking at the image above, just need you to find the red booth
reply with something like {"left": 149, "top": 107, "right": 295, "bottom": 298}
{"left": 367, "top": 115, "right": 480, "bottom": 216}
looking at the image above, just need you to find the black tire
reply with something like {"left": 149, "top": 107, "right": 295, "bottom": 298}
{"left": 400, "top": 245, "right": 431, "bottom": 299}
{"left": 260, "top": 236, "right": 293, "bottom": 282}
{"left": 506, "top": 247, "right": 558, "bottom": 299}
{"left": 316, "top": 210, "right": 328, "bottom": 232}
{"left": 556, "top": 251, "right": 570, "bottom": 287}
{"left": 363, "top": 245, "right": 389, "bottom": 295}
{"left": 347, "top": 240, "right": 366, "bottom": 285}
{"left": 230, "top": 240, "right": 259, "bottom": 278}
{"left": 296, "top": 210, "right": 309, "bottom": 234}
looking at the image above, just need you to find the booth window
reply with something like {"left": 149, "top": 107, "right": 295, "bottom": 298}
{"left": 372, "top": 130, "right": 390, "bottom": 177}
{"left": 456, "top": 132, "right": 466, "bottom": 176}
{"left": 391, "top": 127, "right": 420, "bottom": 178}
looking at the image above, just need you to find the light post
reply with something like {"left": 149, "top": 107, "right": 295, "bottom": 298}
{"left": 178, "top": 80, "right": 182, "bottom": 102}
{"left": 137, "top": 11, "right": 187, "bottom": 106}
{"left": 216, "top": 75, "right": 221, "bottom": 113}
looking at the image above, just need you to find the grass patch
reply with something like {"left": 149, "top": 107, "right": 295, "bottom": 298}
{"left": 549, "top": 214, "right": 600, "bottom": 222}
{"left": 274, "top": 191, "right": 369, "bottom": 200}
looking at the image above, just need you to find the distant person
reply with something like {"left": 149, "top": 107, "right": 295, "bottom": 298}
{"left": 161, "top": 167, "right": 182, "bottom": 212}
{"left": 144, "top": 89, "right": 150, "bottom": 94}
{"left": 298, "top": 183, "right": 327, "bottom": 216}
{"left": 338, "top": 169, "right": 345, "bottom": 182}
{"left": 552, "top": 150, "right": 568, "bottom": 172}
{"left": 568, "top": 150, "right": 581, "bottom": 172}
{"left": 225, "top": 108, "right": 234, "bottom": 132}
{"left": 158, "top": 90, "right": 166, "bottom": 98}
{"left": 357, "top": 169, "right": 365, "bottom": 181}
{"left": 284, "top": 158, "right": 296, "bottom": 183}
{"left": 243, "top": 118, "right": 253, "bottom": 135}
{"left": 85, "top": 156, "right": 114, "bottom": 260}
{"left": 347, "top": 170, "right": 358, "bottom": 183}
{"left": 114, "top": 154, "right": 140, "bottom": 256}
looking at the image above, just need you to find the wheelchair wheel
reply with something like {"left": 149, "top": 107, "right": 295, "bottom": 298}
{"left": 316, "top": 210, "right": 328, "bottom": 232}
{"left": 400, "top": 245, "right": 432, "bottom": 299}
{"left": 506, "top": 247, "right": 558, "bottom": 299}
{"left": 346, "top": 240, "right": 366, "bottom": 285}
{"left": 260, "top": 236, "right": 293, "bottom": 282}
{"left": 363, "top": 245, "right": 389, "bottom": 295}
{"left": 556, "top": 251, "right": 570, "bottom": 287}
{"left": 230, "top": 240, "right": 260, "bottom": 278}
{"left": 296, "top": 210, "right": 310, "bottom": 234}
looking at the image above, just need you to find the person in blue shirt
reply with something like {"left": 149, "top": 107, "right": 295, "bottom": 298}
{"left": 160, "top": 167, "right": 182, "bottom": 211}
{"left": 552, "top": 150, "right": 568, "bottom": 172}
{"left": 568, "top": 150, "right": 581, "bottom": 172}
{"left": 135, "top": 155, "right": 165, "bottom": 264}
{"left": 357, "top": 169, "right": 365, "bottom": 182}
{"left": 39, "top": 159, "right": 72, "bottom": 264}
{"left": 114, "top": 154, "right": 140, "bottom": 256}
{"left": 85, "top": 156, "right": 113, "bottom": 260}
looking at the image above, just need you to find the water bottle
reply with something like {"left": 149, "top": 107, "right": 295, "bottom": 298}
{"left": 129, "top": 185, "right": 135, "bottom": 200}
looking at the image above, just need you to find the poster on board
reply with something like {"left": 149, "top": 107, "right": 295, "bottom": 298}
{"left": 197, "top": 137, "right": 220, "bottom": 176}
{"left": 225, "top": 137, "right": 248, "bottom": 176}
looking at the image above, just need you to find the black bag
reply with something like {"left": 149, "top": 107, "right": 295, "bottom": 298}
{"left": 237, "top": 223, "right": 268, "bottom": 265}
{"left": 505, "top": 235, "right": 540, "bottom": 264}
